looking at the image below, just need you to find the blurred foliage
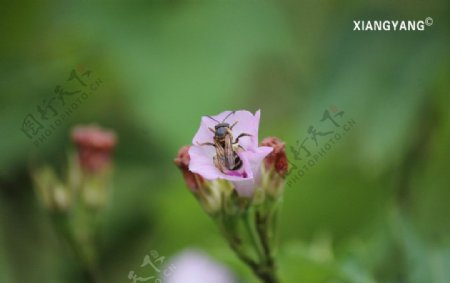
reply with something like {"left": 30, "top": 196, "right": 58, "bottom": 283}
{"left": 0, "top": 0, "right": 449, "bottom": 282}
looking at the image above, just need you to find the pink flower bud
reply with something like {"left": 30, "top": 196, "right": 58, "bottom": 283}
{"left": 174, "top": 146, "right": 205, "bottom": 192}
{"left": 71, "top": 125, "right": 117, "bottom": 173}
{"left": 261, "top": 137, "right": 288, "bottom": 177}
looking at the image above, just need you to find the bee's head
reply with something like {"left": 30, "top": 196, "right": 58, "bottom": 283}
{"left": 214, "top": 123, "right": 229, "bottom": 138}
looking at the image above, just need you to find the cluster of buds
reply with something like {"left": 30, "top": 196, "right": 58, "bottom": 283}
{"left": 31, "top": 125, "right": 117, "bottom": 283}
{"left": 175, "top": 110, "right": 287, "bottom": 283}
{"left": 32, "top": 125, "right": 117, "bottom": 212}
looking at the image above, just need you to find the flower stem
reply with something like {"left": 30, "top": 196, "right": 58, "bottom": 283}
{"left": 243, "top": 210, "right": 265, "bottom": 262}
{"left": 51, "top": 212, "right": 102, "bottom": 283}
{"left": 218, "top": 210, "right": 280, "bottom": 283}
{"left": 255, "top": 210, "right": 278, "bottom": 283}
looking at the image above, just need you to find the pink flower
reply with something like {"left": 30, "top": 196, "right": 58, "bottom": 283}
{"left": 164, "top": 250, "right": 236, "bottom": 283}
{"left": 188, "top": 110, "right": 272, "bottom": 197}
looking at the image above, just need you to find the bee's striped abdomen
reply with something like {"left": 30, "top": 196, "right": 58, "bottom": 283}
{"left": 229, "top": 153, "right": 243, "bottom": 170}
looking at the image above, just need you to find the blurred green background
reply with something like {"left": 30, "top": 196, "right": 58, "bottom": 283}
{"left": 1, "top": 0, "right": 449, "bottom": 282}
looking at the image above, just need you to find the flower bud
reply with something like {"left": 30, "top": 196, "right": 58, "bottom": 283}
{"left": 261, "top": 137, "right": 288, "bottom": 177}
{"left": 174, "top": 146, "right": 205, "bottom": 192}
{"left": 203, "top": 179, "right": 229, "bottom": 215}
{"left": 260, "top": 137, "right": 288, "bottom": 199}
{"left": 32, "top": 166, "right": 71, "bottom": 212}
{"left": 71, "top": 125, "right": 117, "bottom": 210}
{"left": 71, "top": 125, "right": 117, "bottom": 173}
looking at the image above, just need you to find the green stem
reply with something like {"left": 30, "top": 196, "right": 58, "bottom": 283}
{"left": 227, "top": 230, "right": 278, "bottom": 283}
{"left": 243, "top": 211, "right": 265, "bottom": 262}
{"left": 51, "top": 213, "right": 102, "bottom": 283}
{"left": 217, "top": 215, "right": 260, "bottom": 268}
{"left": 255, "top": 211, "right": 278, "bottom": 283}
{"left": 229, "top": 211, "right": 280, "bottom": 283}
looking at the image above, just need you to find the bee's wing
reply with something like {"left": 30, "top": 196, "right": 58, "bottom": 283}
{"left": 213, "top": 145, "right": 226, "bottom": 173}
{"left": 214, "top": 140, "right": 226, "bottom": 163}
{"left": 224, "top": 134, "right": 236, "bottom": 169}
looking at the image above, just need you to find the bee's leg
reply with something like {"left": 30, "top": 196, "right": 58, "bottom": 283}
{"left": 197, "top": 141, "right": 216, "bottom": 147}
{"left": 226, "top": 128, "right": 234, "bottom": 140}
{"left": 233, "top": 144, "right": 246, "bottom": 152}
{"left": 234, "top": 133, "right": 252, "bottom": 144}
{"left": 230, "top": 121, "right": 238, "bottom": 129}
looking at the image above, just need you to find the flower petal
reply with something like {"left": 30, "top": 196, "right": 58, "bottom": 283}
{"left": 227, "top": 110, "right": 260, "bottom": 150}
{"left": 229, "top": 146, "right": 272, "bottom": 197}
{"left": 188, "top": 145, "right": 221, "bottom": 180}
{"left": 244, "top": 146, "right": 273, "bottom": 178}
{"left": 228, "top": 152, "right": 254, "bottom": 197}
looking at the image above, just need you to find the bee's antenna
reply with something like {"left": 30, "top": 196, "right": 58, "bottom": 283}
{"left": 221, "top": 111, "right": 235, "bottom": 123}
{"left": 206, "top": 115, "right": 220, "bottom": 123}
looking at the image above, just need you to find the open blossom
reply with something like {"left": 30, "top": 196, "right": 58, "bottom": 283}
{"left": 71, "top": 125, "right": 117, "bottom": 172}
{"left": 188, "top": 110, "right": 272, "bottom": 197}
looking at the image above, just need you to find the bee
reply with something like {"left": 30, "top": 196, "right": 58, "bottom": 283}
{"left": 197, "top": 111, "right": 251, "bottom": 173}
